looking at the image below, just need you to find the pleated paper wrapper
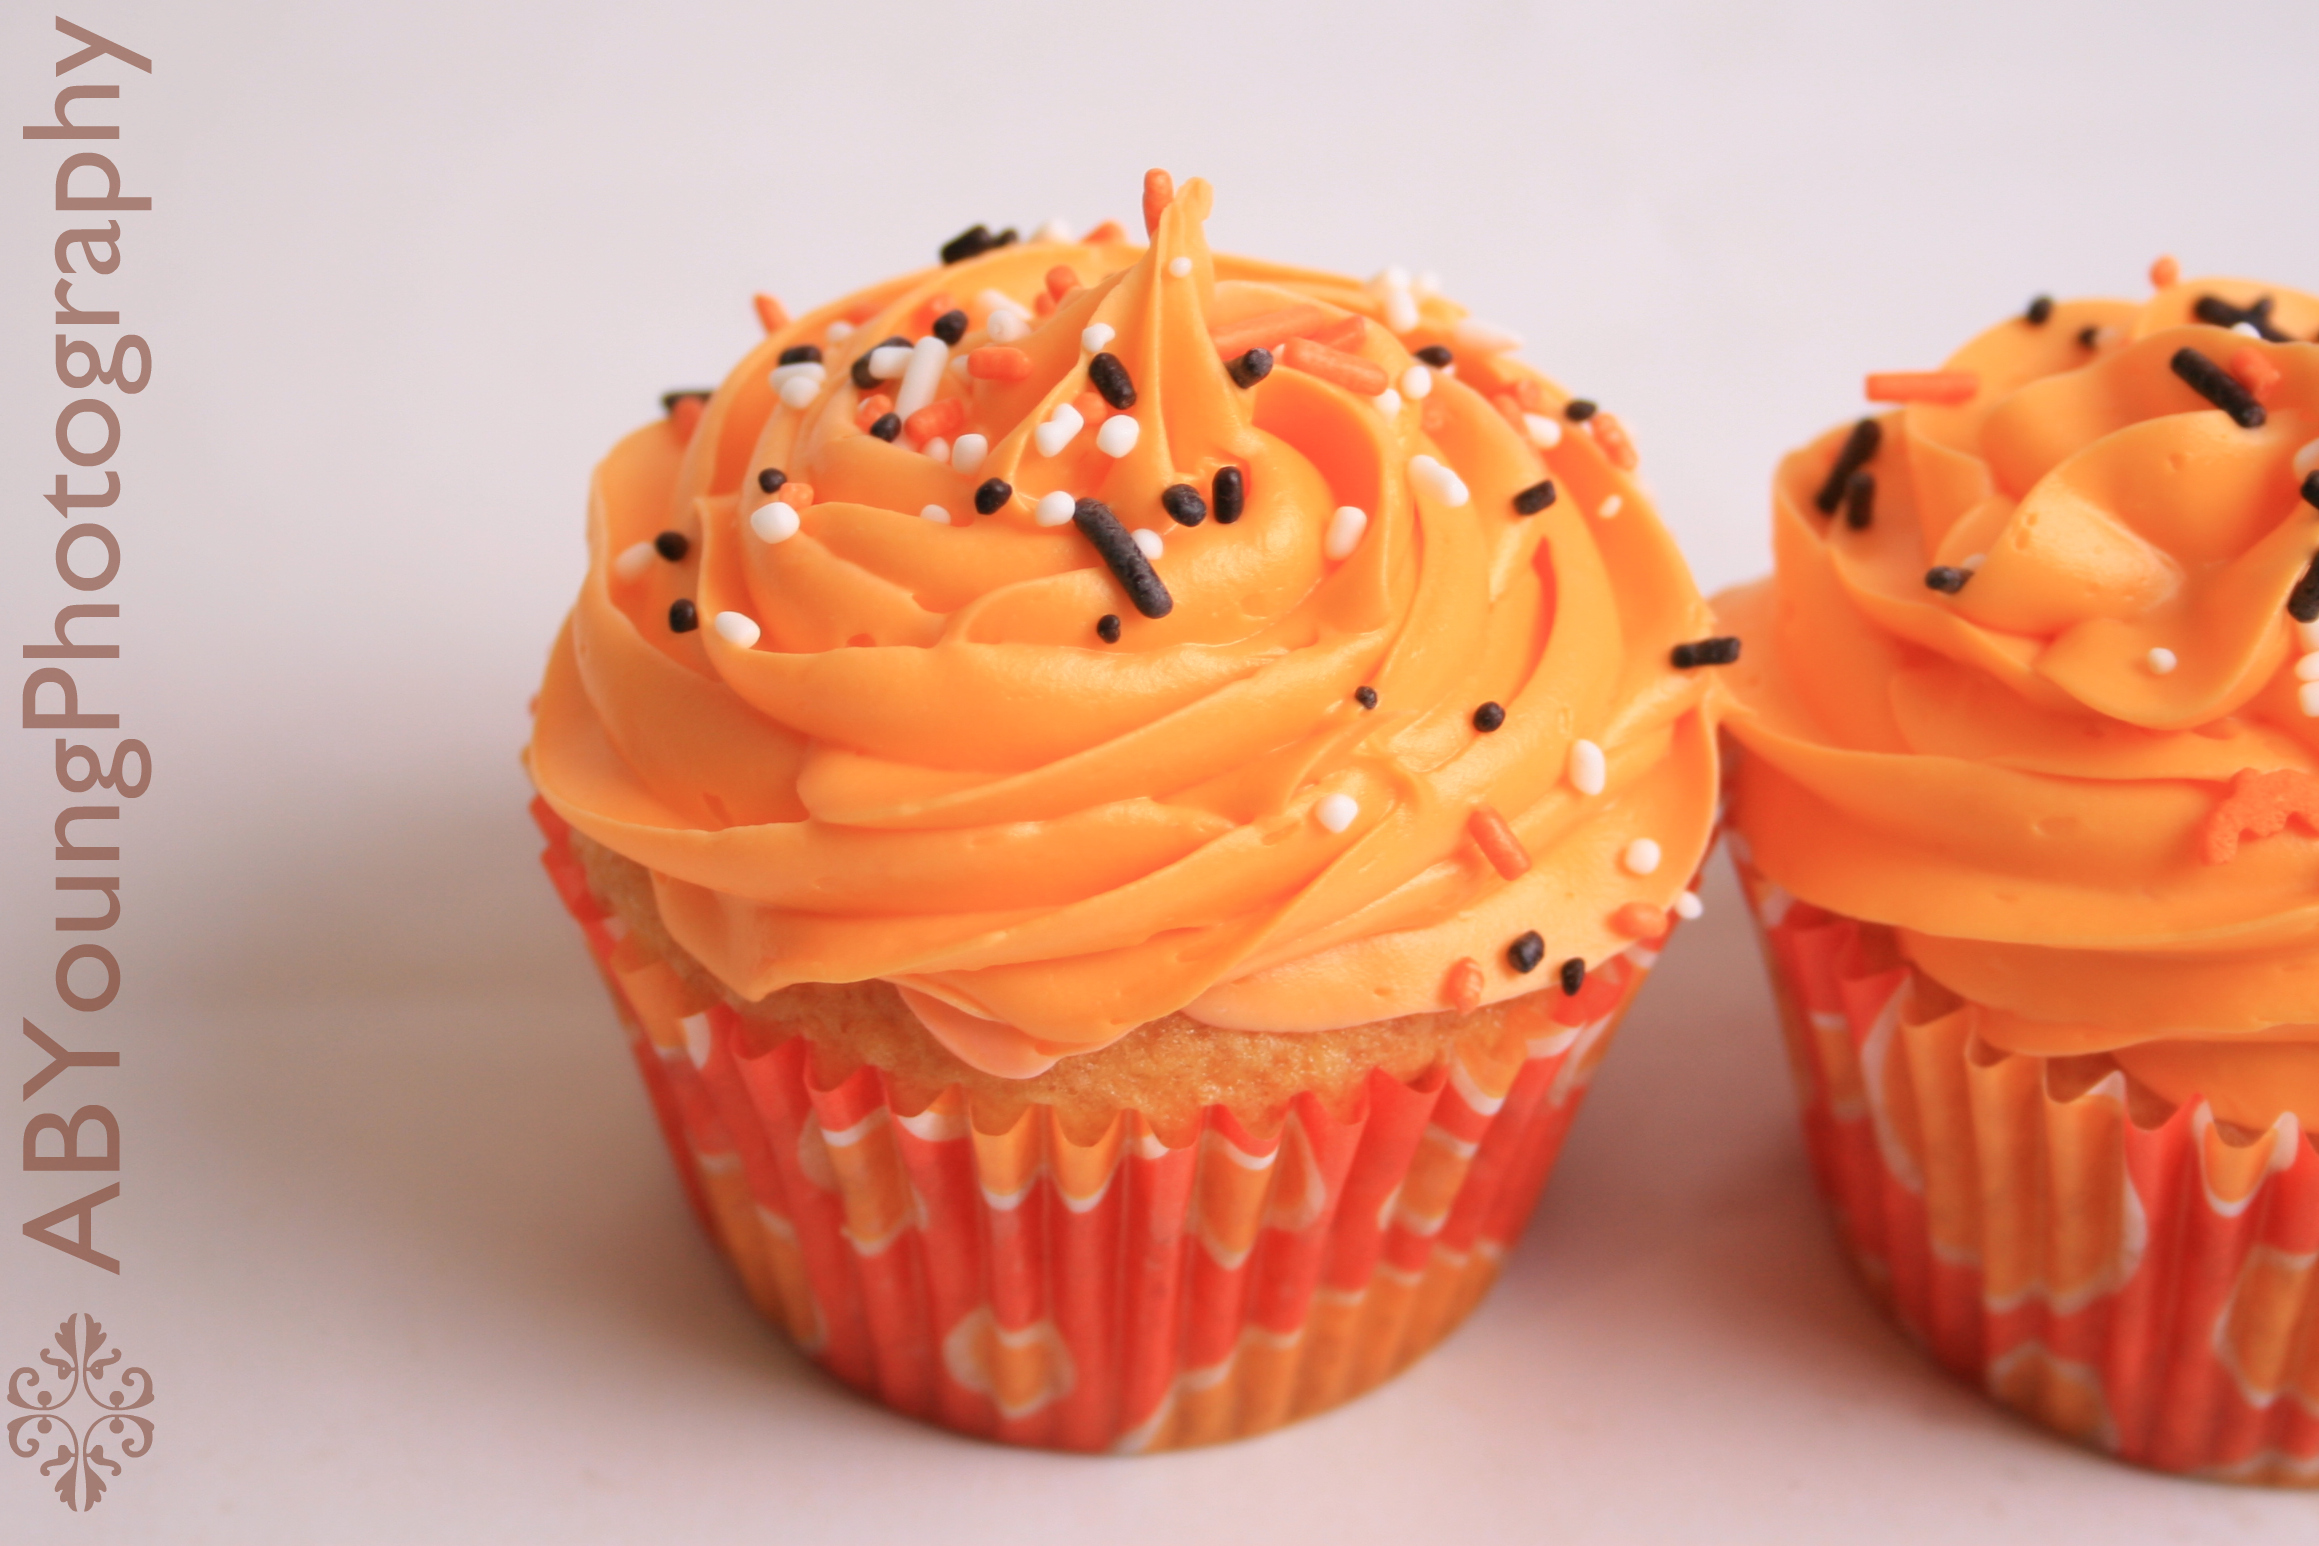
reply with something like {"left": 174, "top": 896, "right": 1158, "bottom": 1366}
{"left": 535, "top": 799, "right": 1658, "bottom": 1452}
{"left": 1735, "top": 848, "right": 2319, "bottom": 1485}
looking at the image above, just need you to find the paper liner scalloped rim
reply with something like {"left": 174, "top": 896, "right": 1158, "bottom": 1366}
{"left": 533, "top": 797, "right": 1664, "bottom": 1452}
{"left": 1732, "top": 838, "right": 2319, "bottom": 1486}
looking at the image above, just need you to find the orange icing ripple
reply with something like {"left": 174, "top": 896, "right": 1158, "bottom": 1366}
{"left": 1719, "top": 273, "right": 2319, "bottom": 1128}
{"left": 528, "top": 175, "right": 1716, "bottom": 1077}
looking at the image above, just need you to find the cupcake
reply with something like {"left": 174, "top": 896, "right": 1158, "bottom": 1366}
{"left": 1719, "top": 264, "right": 2319, "bottom": 1482}
{"left": 526, "top": 170, "right": 1718, "bottom": 1451}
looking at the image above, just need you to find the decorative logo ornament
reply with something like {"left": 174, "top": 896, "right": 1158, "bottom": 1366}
{"left": 7, "top": 1315, "right": 153, "bottom": 1511}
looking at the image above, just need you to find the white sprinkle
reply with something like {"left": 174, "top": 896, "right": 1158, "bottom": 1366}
{"left": 769, "top": 361, "right": 825, "bottom": 390}
{"left": 1413, "top": 270, "right": 1442, "bottom": 299}
{"left": 1568, "top": 738, "right": 1606, "bottom": 796}
{"left": 1598, "top": 494, "right": 1624, "bottom": 519}
{"left": 923, "top": 437, "right": 951, "bottom": 465}
{"left": 1034, "top": 490, "right": 1077, "bottom": 527}
{"left": 1325, "top": 505, "right": 1369, "bottom": 560}
{"left": 2299, "top": 617, "right": 2319, "bottom": 650}
{"left": 1408, "top": 454, "right": 1471, "bottom": 508}
{"left": 2295, "top": 439, "right": 2319, "bottom": 480}
{"left": 613, "top": 540, "right": 657, "bottom": 582}
{"left": 778, "top": 373, "right": 823, "bottom": 409}
{"left": 1401, "top": 364, "right": 1434, "bottom": 399}
{"left": 893, "top": 336, "right": 951, "bottom": 420}
{"left": 951, "top": 433, "right": 989, "bottom": 474}
{"left": 1372, "top": 388, "right": 1403, "bottom": 418}
{"left": 1315, "top": 793, "right": 1360, "bottom": 833}
{"left": 1032, "top": 217, "right": 1073, "bottom": 244}
{"left": 1034, "top": 404, "right": 1084, "bottom": 458}
{"left": 749, "top": 501, "right": 801, "bottom": 544}
{"left": 1383, "top": 287, "right": 1419, "bottom": 335}
{"left": 1132, "top": 528, "right": 1164, "bottom": 561}
{"left": 1622, "top": 838, "right": 1663, "bottom": 876}
{"left": 948, "top": 355, "right": 972, "bottom": 378}
{"left": 1673, "top": 891, "right": 1704, "bottom": 921}
{"left": 2237, "top": 320, "right": 2264, "bottom": 337}
{"left": 920, "top": 504, "right": 952, "bottom": 525}
{"left": 1379, "top": 265, "right": 1411, "bottom": 290}
{"left": 827, "top": 320, "right": 855, "bottom": 342}
{"left": 2146, "top": 647, "right": 2178, "bottom": 676}
{"left": 1081, "top": 323, "right": 1115, "bottom": 352}
{"left": 2296, "top": 652, "right": 2319, "bottom": 682}
{"left": 1452, "top": 318, "right": 1523, "bottom": 354}
{"left": 2301, "top": 679, "right": 2319, "bottom": 718}
{"left": 1523, "top": 413, "right": 1563, "bottom": 448}
{"left": 1166, "top": 256, "right": 1192, "bottom": 278}
{"left": 987, "top": 308, "right": 1030, "bottom": 343}
{"left": 867, "top": 344, "right": 913, "bottom": 380}
{"left": 713, "top": 611, "right": 761, "bottom": 648}
{"left": 1962, "top": 552, "right": 1987, "bottom": 571}
{"left": 1096, "top": 415, "right": 1141, "bottom": 457}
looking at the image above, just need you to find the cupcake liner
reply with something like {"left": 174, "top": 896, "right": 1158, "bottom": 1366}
{"left": 1733, "top": 849, "right": 2319, "bottom": 1485}
{"left": 534, "top": 797, "right": 1657, "bottom": 1451}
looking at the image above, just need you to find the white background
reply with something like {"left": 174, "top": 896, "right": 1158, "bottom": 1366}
{"left": 5, "top": 1, "right": 2319, "bottom": 1540}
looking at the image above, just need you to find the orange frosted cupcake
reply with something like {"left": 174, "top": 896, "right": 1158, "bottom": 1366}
{"left": 1720, "top": 264, "right": 2319, "bottom": 1482}
{"left": 527, "top": 170, "right": 1718, "bottom": 1451}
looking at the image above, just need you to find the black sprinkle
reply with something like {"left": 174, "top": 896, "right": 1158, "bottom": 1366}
{"left": 2077, "top": 325, "right": 2103, "bottom": 349}
{"left": 660, "top": 389, "right": 710, "bottom": 414}
{"left": 1097, "top": 613, "right": 1123, "bottom": 643}
{"left": 940, "top": 224, "right": 1019, "bottom": 265}
{"left": 2305, "top": 471, "right": 2319, "bottom": 510}
{"left": 1355, "top": 686, "right": 1378, "bottom": 710}
{"left": 1414, "top": 345, "right": 1454, "bottom": 369}
{"left": 1160, "top": 484, "right": 1208, "bottom": 526}
{"left": 777, "top": 344, "right": 823, "bottom": 366}
{"left": 2170, "top": 347, "right": 2266, "bottom": 428}
{"left": 1089, "top": 352, "right": 1138, "bottom": 409}
{"left": 2194, "top": 294, "right": 2291, "bottom": 343}
{"left": 1513, "top": 479, "right": 1558, "bottom": 516}
{"left": 1558, "top": 957, "right": 1585, "bottom": 995}
{"left": 2025, "top": 294, "right": 2055, "bottom": 326}
{"left": 1073, "top": 498, "right": 1173, "bottom": 618}
{"left": 2287, "top": 550, "right": 2319, "bottom": 625}
{"left": 1226, "top": 348, "right": 1274, "bottom": 388}
{"left": 757, "top": 467, "right": 787, "bottom": 495}
{"left": 668, "top": 598, "right": 698, "bottom": 633}
{"left": 1472, "top": 701, "right": 1506, "bottom": 732}
{"left": 974, "top": 478, "right": 1013, "bottom": 515}
{"left": 1844, "top": 470, "right": 1875, "bottom": 531}
{"left": 1564, "top": 399, "right": 1598, "bottom": 422}
{"left": 868, "top": 413, "right": 902, "bottom": 442}
{"left": 1925, "top": 566, "right": 1971, "bottom": 594}
{"left": 1213, "top": 466, "right": 1246, "bottom": 524}
{"left": 653, "top": 530, "right": 689, "bottom": 562}
{"left": 1670, "top": 637, "right": 1743, "bottom": 668}
{"left": 931, "top": 309, "right": 968, "bottom": 346}
{"left": 1815, "top": 419, "right": 1883, "bottom": 514}
{"left": 1508, "top": 931, "right": 1546, "bottom": 974}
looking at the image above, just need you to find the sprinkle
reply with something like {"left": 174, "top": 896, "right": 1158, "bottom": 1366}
{"left": 1401, "top": 364, "right": 1434, "bottom": 399}
{"left": 1281, "top": 337, "right": 1389, "bottom": 395}
{"left": 1672, "top": 891, "right": 1704, "bottom": 921}
{"left": 757, "top": 467, "right": 788, "bottom": 494}
{"left": 1414, "top": 272, "right": 1441, "bottom": 298}
{"left": 1569, "top": 739, "right": 1606, "bottom": 796}
{"left": 1167, "top": 256, "right": 1193, "bottom": 278}
{"left": 2150, "top": 254, "right": 2179, "bottom": 289}
{"left": 1564, "top": 399, "right": 1598, "bottom": 422}
{"left": 1032, "top": 217, "right": 1073, "bottom": 243}
{"left": 969, "top": 478, "right": 1011, "bottom": 516}
{"left": 2297, "top": 654, "right": 2319, "bottom": 682}
{"left": 1045, "top": 265, "right": 1081, "bottom": 300}
{"left": 755, "top": 294, "right": 789, "bottom": 332}
{"left": 2203, "top": 767, "right": 2319, "bottom": 863}
{"left": 668, "top": 598, "right": 698, "bottom": 633}
{"left": 2304, "top": 681, "right": 2319, "bottom": 718}
{"left": 1210, "top": 304, "right": 1331, "bottom": 358}
{"left": 1590, "top": 413, "right": 1639, "bottom": 470}
{"left": 1523, "top": 413, "right": 1564, "bottom": 448}
{"left": 713, "top": 611, "right": 760, "bottom": 648}
{"left": 1622, "top": 837, "right": 1662, "bottom": 876}
{"left": 2296, "top": 442, "right": 2319, "bottom": 482}
{"left": 1507, "top": 931, "right": 1546, "bottom": 974}
{"left": 894, "top": 337, "right": 952, "bottom": 419}
{"left": 2228, "top": 346, "right": 2283, "bottom": 404}
{"left": 1415, "top": 345, "right": 1454, "bottom": 369}
{"left": 654, "top": 530, "right": 689, "bottom": 561}
{"left": 952, "top": 434, "right": 990, "bottom": 474}
{"left": 1445, "top": 957, "right": 1486, "bottom": 1014}
{"left": 1513, "top": 480, "right": 1558, "bottom": 515}
{"left": 1472, "top": 701, "right": 1506, "bottom": 733}
{"left": 1598, "top": 495, "right": 1624, "bottom": 518}
{"left": 2195, "top": 294, "right": 2291, "bottom": 343}
{"left": 930, "top": 439, "right": 956, "bottom": 463}
{"left": 1035, "top": 404, "right": 1085, "bottom": 457}
{"left": 1227, "top": 348, "right": 1274, "bottom": 388}
{"left": 2146, "top": 647, "right": 2178, "bottom": 675}
{"left": 1082, "top": 323, "right": 1115, "bottom": 353}
{"left": 1372, "top": 268, "right": 1420, "bottom": 334}
{"left": 1142, "top": 168, "right": 1174, "bottom": 236}
{"left": 1035, "top": 491, "right": 1078, "bottom": 527}
{"left": 777, "top": 344, "right": 823, "bottom": 367}
{"left": 1453, "top": 318, "right": 1522, "bottom": 353}
{"left": 827, "top": 320, "right": 856, "bottom": 342}
{"left": 1408, "top": 454, "right": 1471, "bottom": 507}
{"left": 665, "top": 392, "right": 708, "bottom": 443}
{"left": 968, "top": 346, "right": 1032, "bottom": 381}
{"left": 1670, "top": 637, "right": 1741, "bottom": 668}
{"left": 1355, "top": 686, "right": 1378, "bottom": 710}
{"left": 1097, "top": 613, "right": 1122, "bottom": 643}
{"left": 2170, "top": 347, "right": 2265, "bottom": 427}
{"left": 2287, "top": 553, "right": 2319, "bottom": 623}
{"left": 1815, "top": 419, "right": 1882, "bottom": 513}
{"left": 1372, "top": 388, "right": 1403, "bottom": 418}
{"left": 778, "top": 374, "right": 823, "bottom": 409}
{"left": 904, "top": 398, "right": 966, "bottom": 446}
{"left": 771, "top": 360, "right": 826, "bottom": 390}
{"left": 613, "top": 540, "right": 656, "bottom": 581}
{"left": 2077, "top": 325, "right": 2106, "bottom": 349}
{"left": 868, "top": 412, "right": 902, "bottom": 442}
{"left": 1866, "top": 371, "right": 1979, "bottom": 405}
{"left": 854, "top": 393, "right": 895, "bottom": 431}
{"left": 1213, "top": 466, "right": 1246, "bottom": 524}
{"left": 1161, "top": 484, "right": 1208, "bottom": 526}
{"left": 850, "top": 335, "right": 907, "bottom": 390}
{"left": 1088, "top": 351, "right": 1137, "bottom": 409}
{"left": 1613, "top": 901, "right": 1669, "bottom": 939}
{"left": 1132, "top": 528, "right": 1164, "bottom": 561}
{"left": 1558, "top": 957, "right": 1585, "bottom": 995}
{"left": 986, "top": 308, "right": 1031, "bottom": 343}
{"left": 1096, "top": 415, "right": 1141, "bottom": 457}
{"left": 1925, "top": 565, "right": 1971, "bottom": 593}
{"left": 750, "top": 500, "right": 801, "bottom": 544}
{"left": 868, "top": 344, "right": 915, "bottom": 382}
{"left": 1844, "top": 470, "right": 1875, "bottom": 530}
{"left": 1324, "top": 505, "right": 1369, "bottom": 560}
{"left": 1468, "top": 807, "right": 1532, "bottom": 879}
{"left": 1315, "top": 793, "right": 1360, "bottom": 833}
{"left": 2024, "top": 295, "right": 2055, "bottom": 325}
{"left": 1073, "top": 497, "right": 1173, "bottom": 617}
{"left": 940, "top": 224, "right": 1017, "bottom": 265}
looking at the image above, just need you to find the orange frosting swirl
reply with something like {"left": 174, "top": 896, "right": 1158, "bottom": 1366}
{"left": 1720, "top": 274, "right": 2319, "bottom": 1128}
{"left": 528, "top": 176, "right": 1716, "bottom": 1078}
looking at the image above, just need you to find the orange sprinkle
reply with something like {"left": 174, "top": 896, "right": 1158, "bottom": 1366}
{"left": 1072, "top": 389, "right": 1110, "bottom": 425}
{"left": 1612, "top": 901, "right": 1669, "bottom": 940}
{"left": 1034, "top": 289, "right": 1058, "bottom": 317}
{"left": 1045, "top": 265, "right": 1081, "bottom": 300}
{"left": 854, "top": 393, "right": 893, "bottom": 431}
{"left": 668, "top": 394, "right": 706, "bottom": 444}
{"left": 781, "top": 482, "right": 813, "bottom": 508}
{"left": 1142, "top": 168, "right": 1174, "bottom": 237}
{"left": 1865, "top": 370, "right": 1979, "bottom": 405}
{"left": 1082, "top": 219, "right": 1126, "bottom": 244}
{"left": 1209, "top": 303, "right": 1330, "bottom": 359}
{"left": 904, "top": 398, "right": 966, "bottom": 445}
{"left": 2228, "top": 346, "right": 2283, "bottom": 404}
{"left": 2203, "top": 767, "right": 2319, "bottom": 864}
{"left": 1308, "top": 314, "right": 1367, "bottom": 352}
{"left": 967, "top": 346, "right": 1032, "bottom": 381}
{"left": 1467, "top": 806, "right": 1532, "bottom": 880}
{"left": 1280, "top": 337, "right": 1389, "bottom": 396}
{"left": 1589, "top": 412, "right": 1639, "bottom": 470}
{"left": 752, "top": 293, "right": 788, "bottom": 333}
{"left": 2150, "top": 254, "right": 2180, "bottom": 290}
{"left": 1444, "top": 956, "right": 1486, "bottom": 1015}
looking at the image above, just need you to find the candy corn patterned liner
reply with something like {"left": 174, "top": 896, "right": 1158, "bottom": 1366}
{"left": 538, "top": 799, "right": 1662, "bottom": 1451}
{"left": 1734, "top": 849, "right": 2319, "bottom": 1485}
